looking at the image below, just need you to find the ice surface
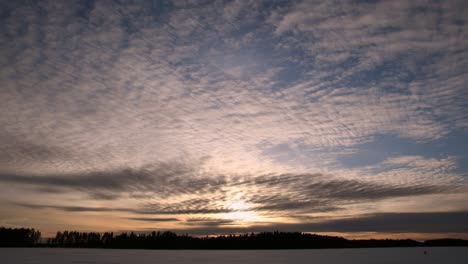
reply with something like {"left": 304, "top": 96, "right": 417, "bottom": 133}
{"left": 2, "top": 247, "right": 468, "bottom": 264}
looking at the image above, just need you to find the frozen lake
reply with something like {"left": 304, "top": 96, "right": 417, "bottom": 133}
{"left": 2, "top": 247, "right": 468, "bottom": 264}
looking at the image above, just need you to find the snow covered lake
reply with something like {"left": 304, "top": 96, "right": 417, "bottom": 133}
{"left": 2, "top": 247, "right": 468, "bottom": 264}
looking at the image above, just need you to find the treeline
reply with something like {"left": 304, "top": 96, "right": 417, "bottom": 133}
{"left": 46, "top": 231, "right": 354, "bottom": 249}
{"left": 2, "top": 227, "right": 468, "bottom": 249}
{"left": 0, "top": 227, "right": 41, "bottom": 247}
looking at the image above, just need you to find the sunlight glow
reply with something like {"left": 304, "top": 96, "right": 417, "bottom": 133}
{"left": 223, "top": 200, "right": 261, "bottom": 223}
{"left": 222, "top": 211, "right": 261, "bottom": 223}
{"left": 228, "top": 201, "right": 251, "bottom": 211}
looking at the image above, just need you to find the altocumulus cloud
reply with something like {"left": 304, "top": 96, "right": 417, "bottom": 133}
{"left": 0, "top": 0, "right": 467, "bottom": 236}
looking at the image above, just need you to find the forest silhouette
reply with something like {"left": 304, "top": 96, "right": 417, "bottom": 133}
{"left": 1, "top": 227, "right": 467, "bottom": 249}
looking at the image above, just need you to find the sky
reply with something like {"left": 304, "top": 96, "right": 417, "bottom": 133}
{"left": 0, "top": 0, "right": 467, "bottom": 240}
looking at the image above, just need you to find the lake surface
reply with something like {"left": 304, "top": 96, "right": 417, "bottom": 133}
{"left": 2, "top": 247, "right": 468, "bottom": 264}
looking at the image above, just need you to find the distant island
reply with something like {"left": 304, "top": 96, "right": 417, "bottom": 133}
{"left": 1, "top": 227, "right": 467, "bottom": 249}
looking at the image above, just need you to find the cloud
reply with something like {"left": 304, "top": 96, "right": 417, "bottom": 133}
{"left": 16, "top": 202, "right": 468, "bottom": 235}
{"left": 6, "top": 166, "right": 464, "bottom": 220}
{"left": 3, "top": 168, "right": 460, "bottom": 201}
{"left": 137, "top": 207, "right": 234, "bottom": 216}
{"left": 0, "top": 160, "right": 224, "bottom": 200}
{"left": 176, "top": 211, "right": 468, "bottom": 235}
{"left": 14, "top": 203, "right": 131, "bottom": 213}
{"left": 1, "top": 0, "right": 466, "bottom": 181}
{"left": 0, "top": 0, "right": 467, "bottom": 235}
{"left": 127, "top": 217, "right": 179, "bottom": 222}
{"left": 13, "top": 202, "right": 233, "bottom": 216}
{"left": 186, "top": 217, "right": 235, "bottom": 227}
{"left": 268, "top": 0, "right": 468, "bottom": 143}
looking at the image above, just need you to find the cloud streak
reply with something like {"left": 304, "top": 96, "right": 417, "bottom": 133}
{"left": 176, "top": 211, "right": 468, "bottom": 235}
{"left": 127, "top": 217, "right": 180, "bottom": 222}
{"left": 6, "top": 163, "right": 465, "bottom": 222}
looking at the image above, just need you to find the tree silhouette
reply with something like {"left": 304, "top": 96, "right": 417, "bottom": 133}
{"left": 2, "top": 227, "right": 467, "bottom": 249}
{"left": 0, "top": 227, "right": 41, "bottom": 247}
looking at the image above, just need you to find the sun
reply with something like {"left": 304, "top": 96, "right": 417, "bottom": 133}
{"left": 222, "top": 200, "right": 261, "bottom": 223}
{"left": 228, "top": 201, "right": 250, "bottom": 211}
{"left": 223, "top": 211, "right": 260, "bottom": 222}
